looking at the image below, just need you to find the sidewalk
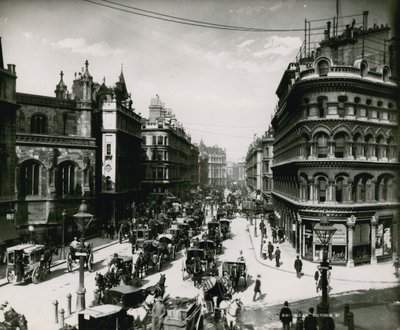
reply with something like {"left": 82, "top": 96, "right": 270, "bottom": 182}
{"left": 0, "top": 235, "right": 121, "bottom": 287}
{"left": 246, "top": 217, "right": 400, "bottom": 329}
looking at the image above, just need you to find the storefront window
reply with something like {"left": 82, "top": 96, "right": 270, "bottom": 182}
{"left": 353, "top": 223, "right": 371, "bottom": 263}
{"left": 376, "top": 218, "right": 392, "bottom": 258}
{"left": 303, "top": 224, "right": 313, "bottom": 259}
{"left": 331, "top": 246, "right": 346, "bottom": 262}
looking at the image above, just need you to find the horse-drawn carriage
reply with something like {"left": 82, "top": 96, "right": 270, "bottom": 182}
{"left": 142, "top": 239, "right": 163, "bottom": 271}
{"left": 157, "top": 233, "right": 176, "bottom": 260}
{"left": 5, "top": 244, "right": 50, "bottom": 284}
{"left": 206, "top": 220, "right": 220, "bottom": 240}
{"left": 117, "top": 220, "right": 132, "bottom": 243}
{"left": 197, "top": 239, "right": 217, "bottom": 262}
{"left": 163, "top": 298, "right": 203, "bottom": 330}
{"left": 67, "top": 240, "right": 94, "bottom": 272}
{"left": 222, "top": 261, "right": 247, "bottom": 289}
{"left": 78, "top": 304, "right": 133, "bottom": 330}
{"left": 225, "top": 204, "right": 235, "bottom": 219}
{"left": 182, "top": 247, "right": 207, "bottom": 283}
{"left": 219, "top": 219, "right": 231, "bottom": 240}
{"left": 132, "top": 227, "right": 150, "bottom": 248}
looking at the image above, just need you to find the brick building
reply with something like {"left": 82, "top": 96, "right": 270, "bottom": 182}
{"left": 271, "top": 16, "right": 399, "bottom": 266}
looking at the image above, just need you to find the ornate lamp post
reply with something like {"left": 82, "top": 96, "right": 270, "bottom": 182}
{"left": 314, "top": 212, "right": 337, "bottom": 320}
{"left": 73, "top": 200, "right": 93, "bottom": 312}
{"left": 61, "top": 209, "right": 67, "bottom": 259}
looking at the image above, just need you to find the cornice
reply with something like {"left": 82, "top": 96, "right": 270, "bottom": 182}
{"left": 16, "top": 134, "right": 96, "bottom": 148}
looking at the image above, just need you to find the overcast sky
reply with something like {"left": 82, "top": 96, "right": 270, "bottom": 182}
{"left": 0, "top": 0, "right": 394, "bottom": 161}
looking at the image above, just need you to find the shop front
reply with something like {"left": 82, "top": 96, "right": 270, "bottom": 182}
{"left": 312, "top": 223, "right": 347, "bottom": 265}
{"left": 353, "top": 222, "right": 371, "bottom": 265}
{"left": 375, "top": 216, "right": 392, "bottom": 261}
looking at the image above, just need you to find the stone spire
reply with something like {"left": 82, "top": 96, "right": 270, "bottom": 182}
{"left": 55, "top": 70, "right": 69, "bottom": 99}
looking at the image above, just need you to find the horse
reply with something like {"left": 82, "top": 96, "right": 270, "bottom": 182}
{"left": 4, "top": 307, "right": 28, "bottom": 330}
{"left": 132, "top": 252, "right": 147, "bottom": 278}
{"left": 223, "top": 298, "right": 244, "bottom": 330}
{"left": 146, "top": 274, "right": 166, "bottom": 298}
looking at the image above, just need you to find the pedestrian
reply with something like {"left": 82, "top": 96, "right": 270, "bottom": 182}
{"left": 272, "top": 227, "right": 277, "bottom": 243}
{"left": 314, "top": 270, "right": 320, "bottom": 292}
{"left": 278, "top": 227, "right": 284, "bottom": 243}
{"left": 304, "top": 307, "right": 318, "bottom": 330}
{"left": 260, "top": 220, "right": 266, "bottom": 237}
{"left": 152, "top": 296, "right": 166, "bottom": 330}
{"left": 262, "top": 240, "right": 268, "bottom": 259}
{"left": 294, "top": 255, "right": 303, "bottom": 278}
{"left": 253, "top": 274, "right": 261, "bottom": 301}
{"left": 321, "top": 315, "right": 335, "bottom": 330}
{"left": 279, "top": 301, "right": 293, "bottom": 330}
{"left": 393, "top": 257, "right": 399, "bottom": 277}
{"left": 275, "top": 246, "right": 281, "bottom": 267}
{"left": 268, "top": 241, "right": 274, "bottom": 260}
{"left": 109, "top": 224, "right": 115, "bottom": 240}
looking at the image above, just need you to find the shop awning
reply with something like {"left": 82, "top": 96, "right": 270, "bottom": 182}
{"left": 0, "top": 220, "right": 19, "bottom": 244}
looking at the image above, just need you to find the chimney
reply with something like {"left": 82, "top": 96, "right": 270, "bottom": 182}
{"left": 363, "top": 11, "right": 369, "bottom": 30}
{"left": 327, "top": 21, "right": 331, "bottom": 39}
{"left": 7, "top": 64, "right": 16, "bottom": 75}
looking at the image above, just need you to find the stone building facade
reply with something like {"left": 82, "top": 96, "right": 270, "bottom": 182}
{"left": 92, "top": 69, "right": 142, "bottom": 226}
{"left": 0, "top": 39, "right": 19, "bottom": 246}
{"left": 198, "top": 140, "right": 227, "bottom": 186}
{"left": 141, "top": 96, "right": 199, "bottom": 201}
{"left": 245, "top": 128, "right": 274, "bottom": 201}
{"left": 271, "top": 20, "right": 399, "bottom": 266}
{"left": 14, "top": 63, "right": 96, "bottom": 244}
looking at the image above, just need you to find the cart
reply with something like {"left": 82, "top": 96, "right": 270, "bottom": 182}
{"left": 67, "top": 241, "right": 94, "bottom": 272}
{"left": 222, "top": 261, "right": 247, "bottom": 288}
{"left": 132, "top": 227, "right": 150, "bottom": 248}
{"left": 78, "top": 304, "right": 133, "bottom": 330}
{"left": 157, "top": 233, "right": 176, "bottom": 260}
{"left": 6, "top": 244, "right": 49, "bottom": 284}
{"left": 219, "top": 219, "right": 231, "bottom": 240}
{"left": 163, "top": 298, "right": 203, "bottom": 330}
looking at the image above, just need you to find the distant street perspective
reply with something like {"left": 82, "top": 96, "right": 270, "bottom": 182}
{"left": 0, "top": 1, "right": 399, "bottom": 330}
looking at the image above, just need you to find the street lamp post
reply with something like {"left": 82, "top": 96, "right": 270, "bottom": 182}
{"left": 313, "top": 213, "right": 337, "bottom": 323}
{"left": 61, "top": 209, "right": 67, "bottom": 260}
{"left": 73, "top": 200, "right": 93, "bottom": 312}
{"left": 6, "top": 204, "right": 15, "bottom": 223}
{"left": 28, "top": 225, "right": 34, "bottom": 244}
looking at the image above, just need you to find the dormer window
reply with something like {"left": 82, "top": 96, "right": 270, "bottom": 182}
{"left": 317, "top": 60, "right": 329, "bottom": 76}
{"left": 360, "top": 62, "right": 368, "bottom": 77}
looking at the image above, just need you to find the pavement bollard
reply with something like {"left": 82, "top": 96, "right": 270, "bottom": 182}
{"left": 67, "top": 293, "right": 72, "bottom": 315}
{"left": 59, "top": 308, "right": 65, "bottom": 328}
{"left": 347, "top": 312, "right": 354, "bottom": 330}
{"left": 53, "top": 300, "right": 58, "bottom": 324}
{"left": 344, "top": 303, "right": 350, "bottom": 325}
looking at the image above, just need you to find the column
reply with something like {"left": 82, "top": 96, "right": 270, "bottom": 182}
{"left": 346, "top": 141, "right": 354, "bottom": 160}
{"left": 393, "top": 217, "right": 398, "bottom": 260}
{"left": 370, "top": 215, "right": 378, "bottom": 264}
{"left": 297, "top": 214, "right": 302, "bottom": 255}
{"left": 346, "top": 215, "right": 356, "bottom": 267}
{"left": 328, "top": 140, "right": 335, "bottom": 159}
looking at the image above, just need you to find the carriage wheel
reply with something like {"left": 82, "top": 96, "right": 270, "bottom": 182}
{"left": 32, "top": 266, "right": 41, "bottom": 284}
{"left": 67, "top": 253, "right": 73, "bottom": 272}
{"left": 87, "top": 253, "right": 94, "bottom": 272}
{"left": 6, "top": 267, "right": 15, "bottom": 283}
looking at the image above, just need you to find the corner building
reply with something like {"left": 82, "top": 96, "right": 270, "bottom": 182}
{"left": 271, "top": 21, "right": 399, "bottom": 266}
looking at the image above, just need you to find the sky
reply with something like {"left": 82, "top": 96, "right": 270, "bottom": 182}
{"left": 0, "top": 0, "right": 394, "bottom": 162}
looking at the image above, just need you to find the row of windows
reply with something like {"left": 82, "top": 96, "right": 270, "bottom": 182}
{"left": 145, "top": 135, "right": 168, "bottom": 146}
{"left": 303, "top": 96, "right": 395, "bottom": 121}
{"left": 19, "top": 160, "right": 89, "bottom": 196}
{"left": 19, "top": 113, "right": 78, "bottom": 135}
{"left": 274, "top": 173, "right": 395, "bottom": 204}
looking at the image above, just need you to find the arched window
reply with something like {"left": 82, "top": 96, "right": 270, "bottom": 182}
{"left": 365, "top": 134, "right": 375, "bottom": 159}
{"left": 353, "top": 133, "right": 364, "bottom": 158}
{"left": 317, "top": 60, "right": 330, "bottom": 76}
{"left": 386, "top": 136, "right": 396, "bottom": 160}
{"left": 336, "top": 177, "right": 344, "bottom": 203}
{"left": 337, "top": 96, "right": 347, "bottom": 117}
{"left": 63, "top": 112, "right": 77, "bottom": 136}
{"left": 317, "top": 177, "right": 327, "bottom": 202}
{"left": 376, "top": 136, "right": 385, "bottom": 159}
{"left": 19, "top": 160, "right": 40, "bottom": 196}
{"left": 30, "top": 113, "right": 48, "bottom": 134}
{"left": 300, "top": 134, "right": 310, "bottom": 158}
{"left": 316, "top": 133, "right": 329, "bottom": 158}
{"left": 334, "top": 132, "right": 347, "bottom": 158}
{"left": 317, "top": 97, "right": 327, "bottom": 118}
{"left": 57, "top": 162, "right": 76, "bottom": 195}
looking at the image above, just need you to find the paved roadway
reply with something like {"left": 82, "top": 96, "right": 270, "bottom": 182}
{"left": 1, "top": 212, "right": 399, "bottom": 329}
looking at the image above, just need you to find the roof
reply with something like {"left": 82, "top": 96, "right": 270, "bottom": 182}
{"left": 6, "top": 244, "right": 44, "bottom": 253}
{"left": 0, "top": 220, "right": 19, "bottom": 244}
{"left": 79, "top": 304, "right": 122, "bottom": 317}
